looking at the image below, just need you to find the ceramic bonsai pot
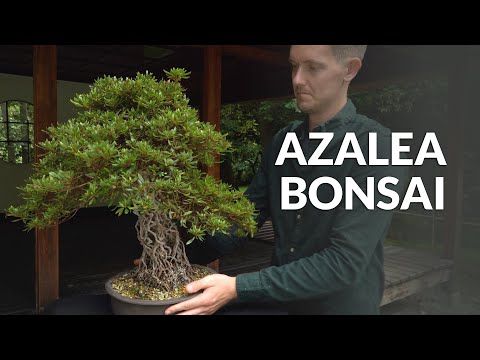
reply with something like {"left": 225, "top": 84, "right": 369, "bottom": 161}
{"left": 105, "top": 265, "right": 216, "bottom": 315}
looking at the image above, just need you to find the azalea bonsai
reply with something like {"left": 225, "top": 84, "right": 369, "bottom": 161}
{"left": 7, "top": 69, "right": 257, "bottom": 301}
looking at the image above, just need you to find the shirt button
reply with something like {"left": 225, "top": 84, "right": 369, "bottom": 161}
{"left": 296, "top": 214, "right": 301, "bottom": 220}
{"left": 290, "top": 247, "right": 295, "bottom": 253}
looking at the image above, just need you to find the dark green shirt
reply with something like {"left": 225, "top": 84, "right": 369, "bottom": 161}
{"left": 189, "top": 99, "right": 409, "bottom": 314}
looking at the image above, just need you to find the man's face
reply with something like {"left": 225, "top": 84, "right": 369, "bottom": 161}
{"left": 289, "top": 45, "right": 347, "bottom": 114}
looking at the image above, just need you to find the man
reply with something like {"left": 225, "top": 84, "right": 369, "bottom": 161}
{"left": 165, "top": 45, "right": 408, "bottom": 315}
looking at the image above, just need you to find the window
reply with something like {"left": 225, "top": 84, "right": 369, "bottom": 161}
{"left": 0, "top": 101, "right": 34, "bottom": 164}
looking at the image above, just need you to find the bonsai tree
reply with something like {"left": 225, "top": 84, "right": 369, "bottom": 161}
{"left": 7, "top": 69, "right": 257, "bottom": 298}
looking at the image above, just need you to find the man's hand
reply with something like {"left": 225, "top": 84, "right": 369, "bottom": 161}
{"left": 164, "top": 274, "right": 237, "bottom": 315}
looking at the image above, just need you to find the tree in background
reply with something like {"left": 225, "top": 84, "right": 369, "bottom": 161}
{"left": 220, "top": 98, "right": 303, "bottom": 187}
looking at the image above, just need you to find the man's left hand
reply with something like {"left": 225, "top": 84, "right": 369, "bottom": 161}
{"left": 164, "top": 274, "right": 237, "bottom": 315}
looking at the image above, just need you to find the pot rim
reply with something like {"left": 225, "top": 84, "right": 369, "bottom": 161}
{"left": 105, "top": 264, "right": 215, "bottom": 306}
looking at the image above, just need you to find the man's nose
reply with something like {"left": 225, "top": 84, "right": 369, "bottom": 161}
{"left": 292, "top": 67, "right": 306, "bottom": 88}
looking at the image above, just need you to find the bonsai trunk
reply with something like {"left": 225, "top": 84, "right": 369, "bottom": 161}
{"left": 134, "top": 212, "right": 195, "bottom": 292}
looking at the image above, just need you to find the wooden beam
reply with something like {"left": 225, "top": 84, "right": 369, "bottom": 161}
{"left": 185, "top": 45, "right": 287, "bottom": 67}
{"left": 202, "top": 46, "right": 222, "bottom": 272}
{"left": 443, "top": 47, "right": 467, "bottom": 261}
{"left": 202, "top": 46, "right": 222, "bottom": 179}
{"left": 221, "top": 45, "right": 287, "bottom": 67}
{"left": 33, "top": 45, "right": 59, "bottom": 313}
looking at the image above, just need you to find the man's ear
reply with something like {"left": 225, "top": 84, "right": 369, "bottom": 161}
{"left": 344, "top": 58, "right": 363, "bottom": 83}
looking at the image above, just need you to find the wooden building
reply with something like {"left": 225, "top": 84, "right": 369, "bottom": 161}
{"left": 0, "top": 45, "right": 469, "bottom": 314}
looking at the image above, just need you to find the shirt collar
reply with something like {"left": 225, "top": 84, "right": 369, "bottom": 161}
{"left": 296, "top": 99, "right": 357, "bottom": 141}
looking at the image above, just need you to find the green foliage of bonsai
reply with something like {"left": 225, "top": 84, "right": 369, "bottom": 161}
{"left": 7, "top": 69, "right": 257, "bottom": 292}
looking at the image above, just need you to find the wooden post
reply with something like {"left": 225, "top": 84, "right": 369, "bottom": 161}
{"left": 33, "top": 45, "right": 59, "bottom": 313}
{"left": 443, "top": 46, "right": 468, "bottom": 261}
{"left": 202, "top": 46, "right": 222, "bottom": 178}
{"left": 202, "top": 46, "right": 222, "bottom": 272}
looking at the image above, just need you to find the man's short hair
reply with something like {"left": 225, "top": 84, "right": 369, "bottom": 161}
{"left": 330, "top": 45, "right": 368, "bottom": 62}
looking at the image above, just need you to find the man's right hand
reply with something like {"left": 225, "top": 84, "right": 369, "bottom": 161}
{"left": 133, "top": 258, "right": 141, "bottom": 266}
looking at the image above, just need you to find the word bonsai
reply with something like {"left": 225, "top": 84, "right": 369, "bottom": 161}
{"left": 7, "top": 69, "right": 257, "bottom": 299}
